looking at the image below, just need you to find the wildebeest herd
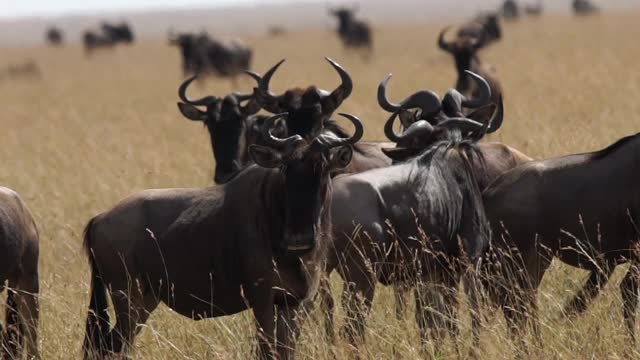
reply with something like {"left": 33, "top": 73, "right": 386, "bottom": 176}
{"left": 0, "top": 0, "right": 624, "bottom": 359}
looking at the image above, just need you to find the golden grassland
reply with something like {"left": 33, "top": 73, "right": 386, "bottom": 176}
{"left": 2, "top": 11, "right": 640, "bottom": 359}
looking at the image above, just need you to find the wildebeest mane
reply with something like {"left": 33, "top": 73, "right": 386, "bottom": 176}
{"left": 404, "top": 130, "right": 488, "bottom": 246}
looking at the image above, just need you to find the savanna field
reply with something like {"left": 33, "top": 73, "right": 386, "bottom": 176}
{"left": 2, "top": 11, "right": 640, "bottom": 359}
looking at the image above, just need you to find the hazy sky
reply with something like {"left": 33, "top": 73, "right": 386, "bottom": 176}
{"left": 0, "top": 0, "right": 321, "bottom": 18}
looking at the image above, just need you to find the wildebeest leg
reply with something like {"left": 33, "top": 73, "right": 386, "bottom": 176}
{"left": 562, "top": 263, "right": 614, "bottom": 317}
{"left": 414, "top": 272, "right": 459, "bottom": 357}
{"left": 247, "top": 284, "right": 277, "bottom": 359}
{"left": 394, "top": 284, "right": 410, "bottom": 321}
{"left": 2, "top": 288, "right": 23, "bottom": 360}
{"left": 503, "top": 252, "right": 551, "bottom": 356}
{"left": 463, "top": 266, "right": 482, "bottom": 357}
{"left": 109, "top": 285, "right": 157, "bottom": 357}
{"left": 339, "top": 267, "right": 376, "bottom": 349}
{"left": 620, "top": 263, "right": 640, "bottom": 343}
{"left": 318, "top": 275, "right": 336, "bottom": 342}
{"left": 274, "top": 305, "right": 303, "bottom": 360}
{"left": 15, "top": 269, "right": 40, "bottom": 360}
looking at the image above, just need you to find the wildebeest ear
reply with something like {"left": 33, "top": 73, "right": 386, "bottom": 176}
{"left": 331, "top": 145, "right": 353, "bottom": 169}
{"left": 248, "top": 145, "right": 283, "bottom": 168}
{"left": 466, "top": 103, "right": 496, "bottom": 125}
{"left": 177, "top": 102, "right": 207, "bottom": 121}
{"left": 381, "top": 147, "right": 418, "bottom": 162}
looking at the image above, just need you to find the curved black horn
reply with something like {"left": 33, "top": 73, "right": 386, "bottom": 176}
{"left": 262, "top": 113, "right": 302, "bottom": 147}
{"left": 461, "top": 70, "right": 491, "bottom": 108}
{"left": 486, "top": 95, "right": 504, "bottom": 134}
{"left": 378, "top": 74, "right": 442, "bottom": 116}
{"left": 384, "top": 111, "right": 403, "bottom": 143}
{"left": 256, "top": 59, "right": 286, "bottom": 113}
{"left": 328, "top": 113, "right": 364, "bottom": 147}
{"left": 233, "top": 70, "right": 262, "bottom": 102}
{"left": 438, "top": 26, "right": 454, "bottom": 52}
{"left": 178, "top": 75, "right": 218, "bottom": 106}
{"left": 324, "top": 57, "right": 353, "bottom": 114}
{"left": 377, "top": 74, "right": 401, "bottom": 112}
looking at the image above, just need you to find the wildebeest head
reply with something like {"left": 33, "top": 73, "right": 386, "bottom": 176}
{"left": 177, "top": 74, "right": 261, "bottom": 183}
{"left": 439, "top": 27, "right": 485, "bottom": 75}
{"left": 378, "top": 71, "right": 502, "bottom": 161}
{"left": 249, "top": 112, "right": 362, "bottom": 252}
{"left": 251, "top": 58, "right": 352, "bottom": 138}
{"left": 329, "top": 6, "right": 356, "bottom": 25}
{"left": 46, "top": 27, "right": 63, "bottom": 46}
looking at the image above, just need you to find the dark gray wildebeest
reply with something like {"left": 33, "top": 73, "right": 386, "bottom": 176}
{"left": 0, "top": 187, "right": 40, "bottom": 359}
{"left": 318, "top": 73, "right": 530, "bottom": 353}
{"left": 176, "top": 73, "right": 275, "bottom": 183}
{"left": 482, "top": 132, "right": 640, "bottom": 351}
{"left": 323, "top": 100, "right": 505, "bottom": 355}
{"left": 169, "top": 31, "right": 252, "bottom": 81}
{"left": 457, "top": 12, "right": 502, "bottom": 47}
{"left": 82, "top": 112, "right": 364, "bottom": 360}
{"left": 168, "top": 31, "right": 208, "bottom": 76}
{"left": 251, "top": 58, "right": 392, "bottom": 175}
{"left": 45, "top": 26, "right": 63, "bottom": 46}
{"left": 438, "top": 26, "right": 503, "bottom": 110}
{"left": 0, "top": 61, "right": 41, "bottom": 82}
{"left": 502, "top": 0, "right": 521, "bottom": 20}
{"left": 328, "top": 6, "right": 372, "bottom": 54}
{"left": 524, "top": 0, "right": 544, "bottom": 16}
{"left": 83, "top": 22, "right": 134, "bottom": 56}
{"left": 573, "top": 0, "right": 599, "bottom": 15}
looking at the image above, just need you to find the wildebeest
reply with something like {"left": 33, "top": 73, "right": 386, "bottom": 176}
{"left": 325, "top": 99, "right": 503, "bottom": 354}
{"left": 328, "top": 6, "right": 372, "bottom": 52}
{"left": 0, "top": 187, "right": 40, "bottom": 359}
{"left": 457, "top": 12, "right": 502, "bottom": 47}
{"left": 438, "top": 27, "right": 503, "bottom": 109}
{"left": 83, "top": 22, "right": 134, "bottom": 55}
{"left": 524, "top": 0, "right": 544, "bottom": 16}
{"left": 319, "top": 73, "right": 530, "bottom": 352}
{"left": 573, "top": 0, "right": 600, "bottom": 15}
{"left": 168, "top": 30, "right": 252, "bottom": 80}
{"left": 0, "top": 61, "right": 41, "bottom": 81}
{"left": 251, "top": 58, "right": 392, "bottom": 175}
{"left": 82, "top": 112, "right": 363, "bottom": 359}
{"left": 502, "top": 0, "right": 521, "bottom": 19}
{"left": 176, "top": 73, "right": 276, "bottom": 183}
{"left": 483, "top": 132, "right": 640, "bottom": 350}
{"left": 45, "top": 26, "right": 63, "bottom": 46}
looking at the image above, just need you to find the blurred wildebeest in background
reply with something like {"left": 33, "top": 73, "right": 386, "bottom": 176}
{"left": 457, "top": 12, "right": 502, "bottom": 47}
{"left": 573, "top": 0, "right": 599, "bottom": 15}
{"left": 45, "top": 26, "right": 63, "bottom": 46}
{"left": 524, "top": 0, "right": 544, "bottom": 16}
{"left": 168, "top": 31, "right": 208, "bottom": 76}
{"left": 502, "top": 0, "right": 521, "bottom": 20}
{"left": 0, "top": 60, "right": 41, "bottom": 81}
{"left": 83, "top": 21, "right": 134, "bottom": 55}
{"left": 168, "top": 30, "right": 252, "bottom": 81}
{"left": 268, "top": 25, "right": 286, "bottom": 36}
{"left": 438, "top": 27, "right": 503, "bottom": 109}
{"left": 328, "top": 5, "right": 372, "bottom": 53}
{"left": 101, "top": 22, "right": 134, "bottom": 43}
{"left": 0, "top": 187, "right": 40, "bottom": 360}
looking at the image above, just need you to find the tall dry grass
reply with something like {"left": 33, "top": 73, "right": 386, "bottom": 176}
{"left": 1, "top": 11, "right": 640, "bottom": 359}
